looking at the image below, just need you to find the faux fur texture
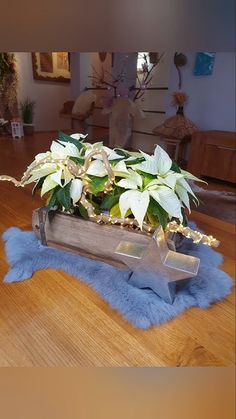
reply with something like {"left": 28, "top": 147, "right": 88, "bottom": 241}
{"left": 2, "top": 226, "right": 233, "bottom": 329}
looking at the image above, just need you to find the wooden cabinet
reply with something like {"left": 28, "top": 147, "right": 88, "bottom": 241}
{"left": 187, "top": 131, "right": 236, "bottom": 183}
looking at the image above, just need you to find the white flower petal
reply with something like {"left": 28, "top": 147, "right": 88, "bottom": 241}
{"left": 41, "top": 176, "right": 58, "bottom": 197}
{"left": 84, "top": 143, "right": 103, "bottom": 158}
{"left": 116, "top": 178, "right": 138, "bottom": 189}
{"left": 35, "top": 151, "right": 51, "bottom": 162}
{"left": 134, "top": 155, "right": 159, "bottom": 175}
{"left": 103, "top": 146, "right": 124, "bottom": 160}
{"left": 128, "top": 169, "right": 143, "bottom": 188}
{"left": 70, "top": 133, "right": 88, "bottom": 140}
{"left": 150, "top": 187, "right": 183, "bottom": 221}
{"left": 113, "top": 160, "right": 129, "bottom": 174}
{"left": 139, "top": 150, "right": 151, "bottom": 160}
{"left": 70, "top": 179, "right": 83, "bottom": 205}
{"left": 158, "top": 172, "right": 183, "bottom": 189}
{"left": 50, "top": 168, "right": 63, "bottom": 186}
{"left": 51, "top": 140, "right": 80, "bottom": 159}
{"left": 154, "top": 145, "right": 172, "bottom": 175}
{"left": 63, "top": 167, "right": 75, "bottom": 185}
{"left": 119, "top": 190, "right": 132, "bottom": 218}
{"left": 176, "top": 184, "right": 191, "bottom": 212}
{"left": 129, "top": 190, "right": 150, "bottom": 229}
{"left": 145, "top": 179, "right": 162, "bottom": 190}
{"left": 25, "top": 163, "right": 57, "bottom": 183}
{"left": 66, "top": 144, "right": 81, "bottom": 158}
{"left": 178, "top": 178, "right": 199, "bottom": 202}
{"left": 86, "top": 160, "right": 107, "bottom": 177}
{"left": 181, "top": 169, "right": 207, "bottom": 184}
{"left": 119, "top": 189, "right": 150, "bottom": 229}
{"left": 50, "top": 141, "right": 68, "bottom": 159}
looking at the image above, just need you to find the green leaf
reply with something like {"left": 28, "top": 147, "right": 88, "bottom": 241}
{"left": 126, "top": 157, "right": 145, "bottom": 166}
{"left": 113, "top": 148, "right": 131, "bottom": 158}
{"left": 70, "top": 156, "right": 85, "bottom": 165}
{"left": 181, "top": 208, "right": 188, "bottom": 226}
{"left": 78, "top": 204, "right": 89, "bottom": 219}
{"left": 171, "top": 161, "right": 181, "bottom": 173}
{"left": 55, "top": 182, "right": 72, "bottom": 210}
{"left": 147, "top": 211, "right": 160, "bottom": 227}
{"left": 46, "top": 186, "right": 60, "bottom": 209}
{"left": 188, "top": 192, "right": 199, "bottom": 207}
{"left": 142, "top": 173, "right": 156, "bottom": 188}
{"left": 88, "top": 175, "right": 108, "bottom": 195}
{"left": 110, "top": 203, "right": 132, "bottom": 218}
{"left": 100, "top": 193, "right": 120, "bottom": 210}
{"left": 110, "top": 203, "right": 121, "bottom": 217}
{"left": 58, "top": 131, "right": 84, "bottom": 151}
{"left": 148, "top": 197, "right": 169, "bottom": 229}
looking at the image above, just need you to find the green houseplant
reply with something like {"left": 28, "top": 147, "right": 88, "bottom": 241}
{"left": 0, "top": 131, "right": 219, "bottom": 247}
{"left": 20, "top": 97, "right": 36, "bottom": 135}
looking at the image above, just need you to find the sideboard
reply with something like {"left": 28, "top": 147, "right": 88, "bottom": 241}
{"left": 187, "top": 131, "right": 236, "bottom": 183}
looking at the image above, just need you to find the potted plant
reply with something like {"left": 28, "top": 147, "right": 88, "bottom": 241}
{"left": 20, "top": 97, "right": 36, "bottom": 135}
{"left": 0, "top": 131, "right": 219, "bottom": 246}
{"left": 0, "top": 132, "right": 220, "bottom": 302}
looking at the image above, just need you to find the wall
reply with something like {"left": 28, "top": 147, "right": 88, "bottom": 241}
{"left": 166, "top": 52, "right": 236, "bottom": 132}
{"left": 15, "top": 53, "right": 71, "bottom": 131}
{"left": 70, "top": 52, "right": 92, "bottom": 99}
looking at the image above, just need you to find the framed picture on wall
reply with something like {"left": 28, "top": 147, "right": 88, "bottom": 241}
{"left": 32, "top": 52, "right": 70, "bottom": 82}
{"left": 193, "top": 52, "right": 216, "bottom": 76}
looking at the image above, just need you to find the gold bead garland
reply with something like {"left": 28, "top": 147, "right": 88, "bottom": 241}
{"left": 166, "top": 220, "right": 220, "bottom": 247}
{"left": 0, "top": 146, "right": 220, "bottom": 248}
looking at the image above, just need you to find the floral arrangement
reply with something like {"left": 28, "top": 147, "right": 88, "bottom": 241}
{"left": 0, "top": 132, "right": 219, "bottom": 246}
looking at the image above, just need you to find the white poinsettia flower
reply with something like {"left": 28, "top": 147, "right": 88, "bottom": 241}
{"left": 117, "top": 168, "right": 184, "bottom": 228}
{"left": 134, "top": 145, "right": 172, "bottom": 175}
{"left": 70, "top": 179, "right": 83, "bottom": 205}
{"left": 70, "top": 133, "right": 88, "bottom": 140}
{"left": 50, "top": 141, "right": 80, "bottom": 159}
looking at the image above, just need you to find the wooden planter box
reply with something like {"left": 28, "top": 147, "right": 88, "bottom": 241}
{"left": 32, "top": 207, "right": 200, "bottom": 304}
{"left": 32, "top": 207, "right": 152, "bottom": 269}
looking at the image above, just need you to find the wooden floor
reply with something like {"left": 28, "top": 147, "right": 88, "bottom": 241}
{"left": 0, "top": 132, "right": 235, "bottom": 366}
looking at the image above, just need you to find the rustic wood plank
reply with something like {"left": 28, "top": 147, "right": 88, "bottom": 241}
{"left": 32, "top": 209, "right": 151, "bottom": 268}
